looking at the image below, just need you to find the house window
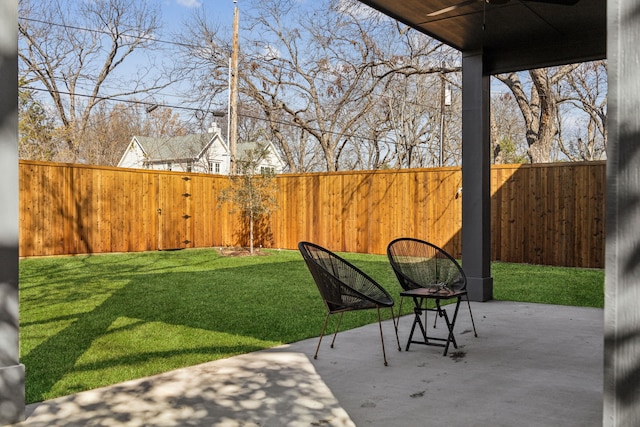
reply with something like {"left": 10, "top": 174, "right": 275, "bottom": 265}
{"left": 187, "top": 162, "right": 192, "bottom": 173}
{"left": 261, "top": 166, "right": 275, "bottom": 175}
{"left": 167, "top": 162, "right": 173, "bottom": 171}
{"left": 209, "top": 161, "right": 220, "bottom": 174}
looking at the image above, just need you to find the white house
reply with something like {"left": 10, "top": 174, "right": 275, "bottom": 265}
{"left": 117, "top": 124, "right": 285, "bottom": 175}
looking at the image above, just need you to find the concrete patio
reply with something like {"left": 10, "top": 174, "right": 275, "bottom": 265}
{"left": 12, "top": 300, "right": 603, "bottom": 427}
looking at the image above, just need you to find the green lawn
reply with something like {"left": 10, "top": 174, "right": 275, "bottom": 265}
{"left": 19, "top": 248, "right": 604, "bottom": 403}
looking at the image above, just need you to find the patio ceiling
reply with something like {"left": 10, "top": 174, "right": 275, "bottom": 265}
{"left": 358, "top": 0, "right": 606, "bottom": 74}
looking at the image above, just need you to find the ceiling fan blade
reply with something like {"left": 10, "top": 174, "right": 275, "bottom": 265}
{"left": 427, "top": 0, "right": 481, "bottom": 16}
{"left": 426, "top": 0, "right": 578, "bottom": 17}
{"left": 522, "top": 0, "right": 580, "bottom": 5}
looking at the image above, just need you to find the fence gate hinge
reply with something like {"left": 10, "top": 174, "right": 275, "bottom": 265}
{"left": 182, "top": 193, "right": 191, "bottom": 197}
{"left": 182, "top": 177, "right": 191, "bottom": 181}
{"left": 182, "top": 214, "right": 191, "bottom": 219}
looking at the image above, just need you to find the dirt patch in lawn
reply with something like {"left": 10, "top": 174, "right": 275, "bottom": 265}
{"left": 216, "top": 247, "right": 270, "bottom": 257}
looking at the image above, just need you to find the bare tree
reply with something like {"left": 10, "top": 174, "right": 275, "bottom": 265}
{"left": 18, "top": 0, "right": 178, "bottom": 163}
{"left": 247, "top": 1, "right": 459, "bottom": 172}
{"left": 18, "top": 79, "right": 56, "bottom": 160}
{"left": 490, "top": 91, "right": 528, "bottom": 164}
{"left": 242, "top": 0, "right": 386, "bottom": 172}
{"left": 557, "top": 60, "right": 607, "bottom": 161}
{"left": 381, "top": 72, "right": 438, "bottom": 168}
{"left": 495, "top": 66, "right": 579, "bottom": 163}
{"left": 386, "top": 68, "right": 462, "bottom": 169}
{"left": 82, "top": 103, "right": 188, "bottom": 166}
{"left": 218, "top": 142, "right": 279, "bottom": 254}
{"left": 180, "top": 0, "right": 457, "bottom": 172}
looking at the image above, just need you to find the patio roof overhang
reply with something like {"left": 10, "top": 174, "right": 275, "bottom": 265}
{"left": 358, "top": 0, "right": 606, "bottom": 74}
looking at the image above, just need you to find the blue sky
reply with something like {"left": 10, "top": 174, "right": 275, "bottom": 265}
{"left": 160, "top": 0, "right": 238, "bottom": 35}
{"left": 152, "top": 1, "right": 244, "bottom": 116}
{"left": 93, "top": 0, "right": 244, "bottom": 117}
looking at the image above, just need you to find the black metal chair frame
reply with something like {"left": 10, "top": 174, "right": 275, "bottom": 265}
{"left": 387, "top": 237, "right": 477, "bottom": 356}
{"left": 298, "top": 241, "right": 401, "bottom": 366}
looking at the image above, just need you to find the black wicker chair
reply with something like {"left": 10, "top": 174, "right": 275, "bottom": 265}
{"left": 387, "top": 237, "right": 477, "bottom": 356}
{"left": 298, "top": 241, "right": 401, "bottom": 366}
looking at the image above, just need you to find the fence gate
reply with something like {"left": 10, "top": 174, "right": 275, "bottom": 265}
{"left": 157, "top": 174, "right": 193, "bottom": 250}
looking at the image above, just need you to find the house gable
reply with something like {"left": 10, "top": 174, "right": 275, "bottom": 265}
{"left": 198, "top": 133, "right": 230, "bottom": 174}
{"left": 117, "top": 137, "right": 148, "bottom": 169}
{"left": 235, "top": 139, "right": 286, "bottom": 175}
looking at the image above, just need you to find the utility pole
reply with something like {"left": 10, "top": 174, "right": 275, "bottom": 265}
{"left": 439, "top": 70, "right": 451, "bottom": 167}
{"left": 439, "top": 72, "right": 445, "bottom": 167}
{"left": 229, "top": 0, "right": 239, "bottom": 174}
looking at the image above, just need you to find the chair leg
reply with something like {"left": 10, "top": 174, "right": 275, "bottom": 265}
{"left": 466, "top": 297, "right": 478, "bottom": 337}
{"left": 314, "top": 312, "right": 331, "bottom": 360}
{"left": 408, "top": 302, "right": 429, "bottom": 351}
{"left": 433, "top": 298, "right": 439, "bottom": 328}
{"left": 395, "top": 296, "right": 405, "bottom": 331}
{"left": 376, "top": 306, "right": 389, "bottom": 366}
{"left": 439, "top": 298, "right": 460, "bottom": 356}
{"left": 330, "top": 312, "right": 344, "bottom": 349}
{"left": 390, "top": 306, "right": 401, "bottom": 351}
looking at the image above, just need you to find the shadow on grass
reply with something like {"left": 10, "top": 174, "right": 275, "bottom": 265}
{"left": 20, "top": 252, "right": 399, "bottom": 403}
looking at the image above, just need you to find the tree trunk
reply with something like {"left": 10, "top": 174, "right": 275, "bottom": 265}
{"left": 495, "top": 66, "right": 577, "bottom": 163}
{"left": 249, "top": 211, "right": 254, "bottom": 255}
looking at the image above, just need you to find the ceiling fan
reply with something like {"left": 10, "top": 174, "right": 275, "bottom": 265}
{"left": 427, "top": 0, "right": 580, "bottom": 17}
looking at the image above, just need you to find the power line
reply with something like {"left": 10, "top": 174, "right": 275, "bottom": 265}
{"left": 18, "top": 14, "right": 460, "bottom": 149}
{"left": 19, "top": 15, "right": 460, "bottom": 111}
{"left": 20, "top": 17, "right": 196, "bottom": 49}
{"left": 21, "top": 84, "right": 440, "bottom": 149}
{"left": 23, "top": 85, "right": 216, "bottom": 114}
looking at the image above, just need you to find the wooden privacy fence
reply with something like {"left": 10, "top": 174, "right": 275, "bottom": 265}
{"left": 19, "top": 160, "right": 605, "bottom": 268}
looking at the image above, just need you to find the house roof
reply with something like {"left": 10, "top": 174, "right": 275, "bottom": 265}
{"left": 234, "top": 141, "right": 274, "bottom": 158}
{"left": 131, "top": 133, "right": 285, "bottom": 169}
{"left": 236, "top": 142, "right": 254, "bottom": 158}
{"left": 358, "top": 0, "right": 606, "bottom": 74}
{"left": 134, "top": 134, "right": 222, "bottom": 162}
